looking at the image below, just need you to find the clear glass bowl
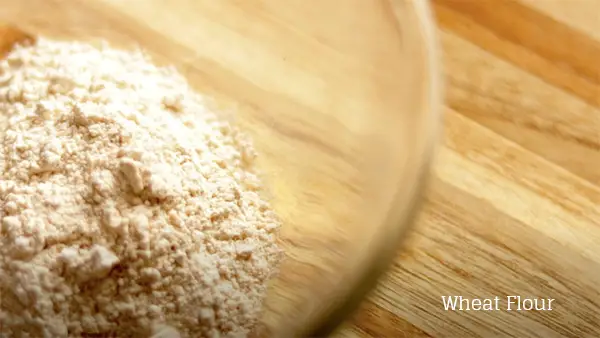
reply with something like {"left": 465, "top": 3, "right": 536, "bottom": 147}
{"left": 0, "top": 0, "right": 441, "bottom": 336}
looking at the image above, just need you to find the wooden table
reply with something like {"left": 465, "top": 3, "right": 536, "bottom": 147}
{"left": 1, "top": 0, "right": 598, "bottom": 337}
{"left": 337, "top": 0, "right": 600, "bottom": 337}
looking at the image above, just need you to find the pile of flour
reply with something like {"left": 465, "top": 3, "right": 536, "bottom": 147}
{"left": 0, "top": 38, "right": 282, "bottom": 338}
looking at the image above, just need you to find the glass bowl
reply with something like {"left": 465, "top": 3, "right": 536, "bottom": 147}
{"left": 0, "top": 0, "right": 441, "bottom": 336}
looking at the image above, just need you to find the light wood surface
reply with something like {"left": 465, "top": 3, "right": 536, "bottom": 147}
{"left": 337, "top": 0, "right": 600, "bottom": 337}
{"left": 2, "top": 0, "right": 599, "bottom": 337}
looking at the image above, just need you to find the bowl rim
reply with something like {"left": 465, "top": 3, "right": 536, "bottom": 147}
{"left": 303, "top": 0, "right": 443, "bottom": 336}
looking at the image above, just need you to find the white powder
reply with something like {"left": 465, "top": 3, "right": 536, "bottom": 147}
{"left": 0, "top": 38, "right": 282, "bottom": 338}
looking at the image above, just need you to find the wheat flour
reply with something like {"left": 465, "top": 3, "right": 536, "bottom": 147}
{"left": 0, "top": 38, "right": 282, "bottom": 338}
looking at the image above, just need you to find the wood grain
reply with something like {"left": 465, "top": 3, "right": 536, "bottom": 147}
{"left": 1, "top": 0, "right": 599, "bottom": 337}
{"left": 337, "top": 0, "right": 600, "bottom": 337}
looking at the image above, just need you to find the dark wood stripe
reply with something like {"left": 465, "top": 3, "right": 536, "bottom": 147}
{"left": 350, "top": 299, "right": 432, "bottom": 337}
{"left": 433, "top": 0, "right": 600, "bottom": 108}
{"left": 0, "top": 26, "right": 35, "bottom": 57}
